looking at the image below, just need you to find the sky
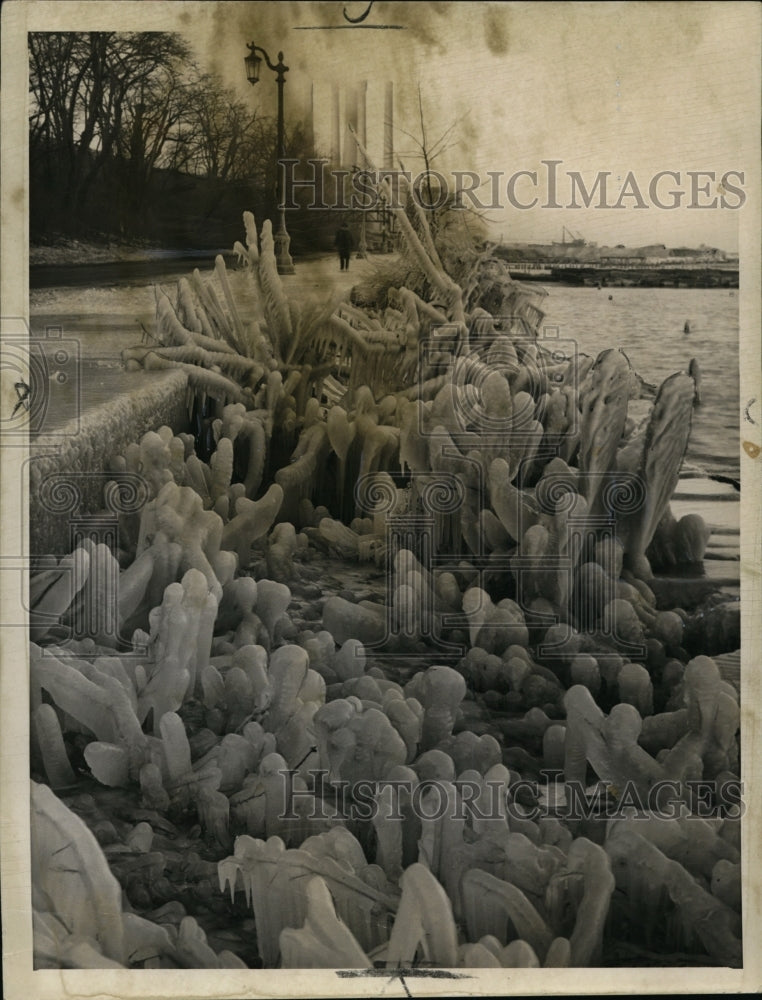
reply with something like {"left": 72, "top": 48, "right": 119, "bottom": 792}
{"left": 183, "top": 0, "right": 757, "bottom": 252}
{"left": 23, "top": 1, "right": 760, "bottom": 251}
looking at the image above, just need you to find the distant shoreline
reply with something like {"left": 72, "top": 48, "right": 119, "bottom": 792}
{"left": 510, "top": 267, "right": 738, "bottom": 290}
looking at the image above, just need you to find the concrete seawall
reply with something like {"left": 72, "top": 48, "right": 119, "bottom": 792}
{"left": 29, "top": 370, "right": 188, "bottom": 556}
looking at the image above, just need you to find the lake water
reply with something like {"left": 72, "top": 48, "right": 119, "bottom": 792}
{"left": 539, "top": 286, "right": 740, "bottom": 479}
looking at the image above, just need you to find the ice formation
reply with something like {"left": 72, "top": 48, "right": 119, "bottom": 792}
{"left": 28, "top": 196, "right": 741, "bottom": 970}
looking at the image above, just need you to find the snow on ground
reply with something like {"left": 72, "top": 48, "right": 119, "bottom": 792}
{"left": 30, "top": 238, "right": 165, "bottom": 267}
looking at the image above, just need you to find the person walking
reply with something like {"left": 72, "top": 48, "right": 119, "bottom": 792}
{"left": 335, "top": 222, "right": 353, "bottom": 271}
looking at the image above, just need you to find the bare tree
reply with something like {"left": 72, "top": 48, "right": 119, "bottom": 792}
{"left": 29, "top": 32, "right": 192, "bottom": 229}
{"left": 393, "top": 83, "right": 469, "bottom": 230}
{"left": 28, "top": 31, "right": 316, "bottom": 243}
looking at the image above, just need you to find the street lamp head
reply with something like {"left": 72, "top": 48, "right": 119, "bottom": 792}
{"left": 244, "top": 45, "right": 261, "bottom": 85}
{"left": 243, "top": 40, "right": 294, "bottom": 273}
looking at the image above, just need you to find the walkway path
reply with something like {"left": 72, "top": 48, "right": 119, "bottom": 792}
{"left": 30, "top": 252, "right": 381, "bottom": 359}
{"left": 281, "top": 251, "right": 378, "bottom": 300}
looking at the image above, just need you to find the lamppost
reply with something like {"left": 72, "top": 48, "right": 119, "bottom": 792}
{"left": 245, "top": 42, "right": 295, "bottom": 274}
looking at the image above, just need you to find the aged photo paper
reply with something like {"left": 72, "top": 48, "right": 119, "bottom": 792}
{"left": 2, "top": 2, "right": 761, "bottom": 997}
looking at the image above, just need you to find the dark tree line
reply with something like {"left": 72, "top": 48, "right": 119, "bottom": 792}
{"left": 29, "top": 31, "right": 326, "bottom": 248}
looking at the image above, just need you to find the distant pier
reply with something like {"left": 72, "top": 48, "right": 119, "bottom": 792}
{"left": 506, "top": 263, "right": 738, "bottom": 289}
{"left": 497, "top": 241, "right": 738, "bottom": 289}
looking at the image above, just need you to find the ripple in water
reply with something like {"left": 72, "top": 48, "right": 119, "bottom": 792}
{"left": 541, "top": 286, "right": 740, "bottom": 479}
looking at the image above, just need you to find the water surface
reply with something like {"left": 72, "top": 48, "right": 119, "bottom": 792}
{"left": 541, "top": 286, "right": 740, "bottom": 479}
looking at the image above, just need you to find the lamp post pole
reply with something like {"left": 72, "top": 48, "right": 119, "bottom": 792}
{"left": 245, "top": 43, "right": 295, "bottom": 274}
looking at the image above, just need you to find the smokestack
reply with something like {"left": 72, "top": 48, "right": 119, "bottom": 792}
{"left": 331, "top": 83, "right": 341, "bottom": 167}
{"left": 307, "top": 82, "right": 315, "bottom": 150}
{"left": 358, "top": 80, "right": 368, "bottom": 155}
{"left": 344, "top": 85, "right": 358, "bottom": 168}
{"left": 384, "top": 81, "right": 393, "bottom": 170}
